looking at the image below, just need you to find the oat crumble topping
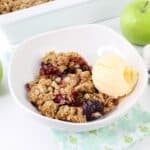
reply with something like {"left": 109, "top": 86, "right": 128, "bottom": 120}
{"left": 25, "top": 51, "right": 119, "bottom": 123}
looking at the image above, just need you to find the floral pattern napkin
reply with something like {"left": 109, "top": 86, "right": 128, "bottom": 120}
{"left": 51, "top": 104, "right": 150, "bottom": 150}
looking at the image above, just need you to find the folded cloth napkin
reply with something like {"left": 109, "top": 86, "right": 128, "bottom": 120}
{"left": 50, "top": 104, "right": 150, "bottom": 150}
{"left": 2, "top": 49, "right": 150, "bottom": 150}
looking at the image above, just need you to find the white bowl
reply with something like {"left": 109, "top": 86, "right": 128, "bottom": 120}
{"left": 8, "top": 24, "right": 148, "bottom": 132}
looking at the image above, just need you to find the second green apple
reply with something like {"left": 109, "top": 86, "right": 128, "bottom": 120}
{"left": 121, "top": 0, "right": 150, "bottom": 46}
{"left": 0, "top": 61, "right": 2, "bottom": 82}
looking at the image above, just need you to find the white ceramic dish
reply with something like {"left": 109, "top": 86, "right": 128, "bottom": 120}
{"left": 0, "top": 0, "right": 131, "bottom": 44}
{"left": 8, "top": 24, "right": 147, "bottom": 132}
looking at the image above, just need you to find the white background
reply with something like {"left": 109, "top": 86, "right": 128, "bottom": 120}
{"left": 0, "top": 18, "right": 150, "bottom": 150}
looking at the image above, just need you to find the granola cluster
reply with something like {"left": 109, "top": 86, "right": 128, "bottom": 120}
{"left": 0, "top": 0, "right": 53, "bottom": 14}
{"left": 26, "top": 51, "right": 119, "bottom": 123}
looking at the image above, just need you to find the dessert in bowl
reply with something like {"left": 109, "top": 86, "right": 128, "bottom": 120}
{"left": 25, "top": 51, "right": 139, "bottom": 123}
{"left": 8, "top": 24, "right": 147, "bottom": 132}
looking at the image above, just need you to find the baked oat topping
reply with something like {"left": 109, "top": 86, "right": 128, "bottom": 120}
{"left": 25, "top": 51, "right": 119, "bottom": 123}
{"left": 0, "top": 0, "right": 53, "bottom": 14}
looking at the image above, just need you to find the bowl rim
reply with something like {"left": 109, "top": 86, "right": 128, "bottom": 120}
{"left": 8, "top": 24, "right": 148, "bottom": 129}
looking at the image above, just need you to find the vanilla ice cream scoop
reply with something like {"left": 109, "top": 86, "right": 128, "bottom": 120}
{"left": 92, "top": 53, "right": 139, "bottom": 98}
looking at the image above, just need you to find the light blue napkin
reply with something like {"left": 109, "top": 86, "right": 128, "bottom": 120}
{"left": 50, "top": 104, "right": 150, "bottom": 150}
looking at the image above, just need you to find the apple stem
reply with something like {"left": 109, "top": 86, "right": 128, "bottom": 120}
{"left": 144, "top": 0, "right": 149, "bottom": 8}
{"left": 141, "top": 0, "right": 149, "bottom": 13}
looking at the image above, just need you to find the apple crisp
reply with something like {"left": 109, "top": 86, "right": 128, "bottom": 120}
{"left": 25, "top": 51, "right": 119, "bottom": 123}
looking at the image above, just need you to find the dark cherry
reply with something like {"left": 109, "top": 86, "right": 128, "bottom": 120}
{"left": 25, "top": 83, "right": 30, "bottom": 91}
{"left": 70, "top": 56, "right": 91, "bottom": 72}
{"left": 58, "top": 68, "right": 76, "bottom": 80}
{"left": 40, "top": 68, "right": 46, "bottom": 76}
{"left": 69, "top": 91, "right": 83, "bottom": 107}
{"left": 82, "top": 100, "right": 104, "bottom": 121}
{"left": 113, "top": 99, "right": 119, "bottom": 105}
{"left": 41, "top": 62, "right": 52, "bottom": 69}
{"left": 41, "top": 62, "right": 45, "bottom": 66}
{"left": 72, "top": 91, "right": 79, "bottom": 99}
{"left": 65, "top": 68, "right": 76, "bottom": 74}
{"left": 71, "top": 100, "right": 82, "bottom": 107}
{"left": 80, "top": 65, "right": 90, "bottom": 71}
{"left": 40, "top": 62, "right": 60, "bottom": 76}
{"left": 47, "top": 66, "right": 59, "bottom": 75}
{"left": 78, "top": 57, "right": 87, "bottom": 66}
{"left": 41, "top": 62, "right": 46, "bottom": 67}
{"left": 70, "top": 56, "right": 87, "bottom": 66}
{"left": 54, "top": 94, "right": 66, "bottom": 105}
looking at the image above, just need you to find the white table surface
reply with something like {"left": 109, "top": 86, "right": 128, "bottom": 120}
{"left": 0, "top": 18, "right": 150, "bottom": 150}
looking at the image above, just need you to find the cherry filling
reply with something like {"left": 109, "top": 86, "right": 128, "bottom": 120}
{"left": 70, "top": 91, "right": 83, "bottom": 106}
{"left": 36, "top": 55, "right": 103, "bottom": 121}
{"left": 70, "top": 56, "right": 92, "bottom": 72}
{"left": 40, "top": 62, "right": 60, "bottom": 76}
{"left": 53, "top": 92, "right": 104, "bottom": 121}
{"left": 25, "top": 83, "right": 30, "bottom": 91}
{"left": 113, "top": 99, "right": 119, "bottom": 106}
{"left": 40, "top": 62, "right": 77, "bottom": 78}
{"left": 54, "top": 91, "right": 83, "bottom": 106}
{"left": 63, "top": 68, "right": 76, "bottom": 74}
{"left": 82, "top": 100, "right": 104, "bottom": 121}
{"left": 40, "top": 55, "right": 91, "bottom": 78}
{"left": 54, "top": 94, "right": 66, "bottom": 105}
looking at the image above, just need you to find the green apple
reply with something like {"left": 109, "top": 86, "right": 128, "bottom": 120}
{"left": 0, "top": 61, "right": 3, "bottom": 81}
{"left": 121, "top": 0, "right": 150, "bottom": 45}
